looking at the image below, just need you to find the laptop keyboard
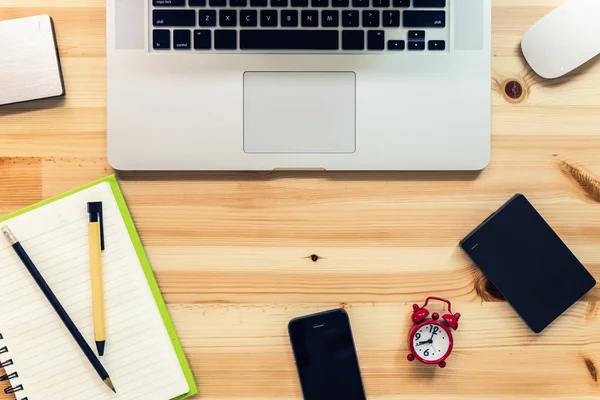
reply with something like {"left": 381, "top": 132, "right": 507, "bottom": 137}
{"left": 151, "top": 0, "right": 448, "bottom": 52}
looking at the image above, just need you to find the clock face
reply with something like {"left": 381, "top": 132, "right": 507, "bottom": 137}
{"left": 411, "top": 321, "right": 452, "bottom": 363}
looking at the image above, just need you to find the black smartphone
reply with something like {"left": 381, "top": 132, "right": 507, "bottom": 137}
{"left": 288, "top": 308, "right": 366, "bottom": 400}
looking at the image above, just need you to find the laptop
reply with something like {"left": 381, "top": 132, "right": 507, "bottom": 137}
{"left": 107, "top": 0, "right": 491, "bottom": 170}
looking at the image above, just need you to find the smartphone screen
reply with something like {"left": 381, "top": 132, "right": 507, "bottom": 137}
{"left": 288, "top": 309, "right": 366, "bottom": 400}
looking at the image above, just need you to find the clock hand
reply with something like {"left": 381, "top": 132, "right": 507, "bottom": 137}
{"left": 417, "top": 339, "right": 433, "bottom": 346}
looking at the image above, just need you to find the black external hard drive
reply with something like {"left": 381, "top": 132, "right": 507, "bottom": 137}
{"left": 461, "top": 194, "right": 596, "bottom": 333}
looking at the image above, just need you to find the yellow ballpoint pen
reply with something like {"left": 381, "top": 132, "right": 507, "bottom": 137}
{"left": 88, "top": 202, "right": 106, "bottom": 356}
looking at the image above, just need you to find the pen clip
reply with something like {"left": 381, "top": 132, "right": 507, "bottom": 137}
{"left": 87, "top": 202, "right": 105, "bottom": 251}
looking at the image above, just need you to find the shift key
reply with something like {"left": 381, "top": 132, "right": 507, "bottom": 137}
{"left": 153, "top": 10, "right": 196, "bottom": 26}
{"left": 403, "top": 10, "right": 445, "bottom": 28}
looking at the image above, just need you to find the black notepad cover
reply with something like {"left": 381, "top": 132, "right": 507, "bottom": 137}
{"left": 461, "top": 194, "right": 596, "bottom": 333}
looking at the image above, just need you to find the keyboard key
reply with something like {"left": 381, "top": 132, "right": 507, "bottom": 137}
{"left": 251, "top": 0, "right": 267, "bottom": 5}
{"left": 153, "top": 10, "right": 196, "bottom": 26}
{"left": 210, "top": 0, "right": 226, "bottom": 5}
{"left": 352, "top": 0, "right": 369, "bottom": 7}
{"left": 367, "top": 30, "right": 384, "bottom": 50}
{"left": 220, "top": 10, "right": 237, "bottom": 26}
{"left": 173, "top": 29, "right": 191, "bottom": 49}
{"left": 241, "top": 10, "right": 258, "bottom": 26}
{"left": 362, "top": 10, "right": 379, "bottom": 27}
{"left": 240, "top": 30, "right": 339, "bottom": 50}
{"left": 407, "top": 30, "right": 425, "bottom": 39}
{"left": 382, "top": 10, "right": 399, "bottom": 27}
{"left": 393, "top": 0, "right": 409, "bottom": 6}
{"left": 154, "top": 0, "right": 185, "bottom": 6}
{"left": 342, "top": 10, "right": 359, "bottom": 27}
{"left": 322, "top": 10, "right": 339, "bottom": 27}
{"left": 261, "top": 10, "right": 278, "bottom": 26}
{"left": 230, "top": 0, "right": 247, "bottom": 6}
{"left": 312, "top": 0, "right": 328, "bottom": 6}
{"left": 332, "top": 0, "right": 349, "bottom": 7}
{"left": 403, "top": 10, "right": 445, "bottom": 27}
{"left": 189, "top": 0, "right": 206, "bottom": 5}
{"left": 281, "top": 10, "right": 299, "bottom": 26}
{"left": 414, "top": 0, "right": 445, "bottom": 7}
{"left": 408, "top": 41, "right": 425, "bottom": 50}
{"left": 152, "top": 29, "right": 170, "bottom": 49}
{"left": 194, "top": 29, "right": 212, "bottom": 49}
{"left": 272, "top": 0, "right": 289, "bottom": 6}
{"left": 302, "top": 10, "right": 319, "bottom": 26}
{"left": 292, "top": 0, "right": 309, "bottom": 6}
{"left": 388, "top": 39, "right": 405, "bottom": 50}
{"left": 215, "top": 30, "right": 237, "bottom": 49}
{"left": 428, "top": 40, "right": 445, "bottom": 50}
{"left": 342, "top": 30, "right": 364, "bottom": 50}
{"left": 372, "top": 0, "right": 389, "bottom": 7}
{"left": 199, "top": 10, "right": 217, "bottom": 26}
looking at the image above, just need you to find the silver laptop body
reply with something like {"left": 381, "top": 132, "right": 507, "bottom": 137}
{"left": 107, "top": 0, "right": 491, "bottom": 170}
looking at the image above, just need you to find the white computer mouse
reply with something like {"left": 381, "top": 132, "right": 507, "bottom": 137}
{"left": 521, "top": 0, "right": 600, "bottom": 79}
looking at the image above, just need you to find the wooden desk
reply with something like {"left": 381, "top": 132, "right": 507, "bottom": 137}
{"left": 1, "top": 1, "right": 599, "bottom": 398}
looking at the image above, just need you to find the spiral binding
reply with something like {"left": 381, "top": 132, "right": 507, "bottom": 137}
{"left": 0, "top": 333, "right": 28, "bottom": 400}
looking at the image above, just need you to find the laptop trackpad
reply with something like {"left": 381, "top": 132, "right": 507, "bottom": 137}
{"left": 243, "top": 72, "right": 356, "bottom": 154}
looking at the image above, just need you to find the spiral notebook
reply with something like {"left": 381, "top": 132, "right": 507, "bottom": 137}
{"left": 0, "top": 176, "right": 197, "bottom": 400}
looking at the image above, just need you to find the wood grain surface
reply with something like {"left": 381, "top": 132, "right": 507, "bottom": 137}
{"left": 1, "top": 0, "right": 600, "bottom": 398}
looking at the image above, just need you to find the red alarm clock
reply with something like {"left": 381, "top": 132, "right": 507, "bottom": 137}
{"left": 407, "top": 296, "right": 460, "bottom": 368}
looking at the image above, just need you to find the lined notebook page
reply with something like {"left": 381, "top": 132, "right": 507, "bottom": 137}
{"left": 0, "top": 183, "right": 189, "bottom": 400}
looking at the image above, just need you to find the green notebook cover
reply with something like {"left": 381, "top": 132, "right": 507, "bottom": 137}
{"left": 0, "top": 175, "right": 198, "bottom": 400}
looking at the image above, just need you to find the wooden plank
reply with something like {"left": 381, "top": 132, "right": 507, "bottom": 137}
{"left": 167, "top": 303, "right": 600, "bottom": 399}
{"left": 0, "top": 158, "right": 42, "bottom": 212}
{"left": 1, "top": 0, "right": 104, "bottom": 6}
{"left": 0, "top": 133, "right": 106, "bottom": 158}
{"left": 0, "top": 108, "right": 105, "bottom": 134}
{"left": 41, "top": 157, "right": 112, "bottom": 198}
{"left": 146, "top": 245, "right": 600, "bottom": 304}
{"left": 0, "top": 8, "right": 106, "bottom": 58}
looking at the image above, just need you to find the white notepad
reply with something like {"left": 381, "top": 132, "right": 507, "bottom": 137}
{"left": 0, "top": 182, "right": 190, "bottom": 399}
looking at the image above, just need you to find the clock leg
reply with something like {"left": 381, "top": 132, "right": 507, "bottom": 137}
{"left": 407, "top": 354, "right": 415, "bottom": 362}
{"left": 438, "top": 361, "right": 446, "bottom": 368}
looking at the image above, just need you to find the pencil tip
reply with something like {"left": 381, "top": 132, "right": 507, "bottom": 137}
{"left": 105, "top": 377, "right": 116, "bottom": 393}
{"left": 96, "top": 341, "right": 105, "bottom": 356}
